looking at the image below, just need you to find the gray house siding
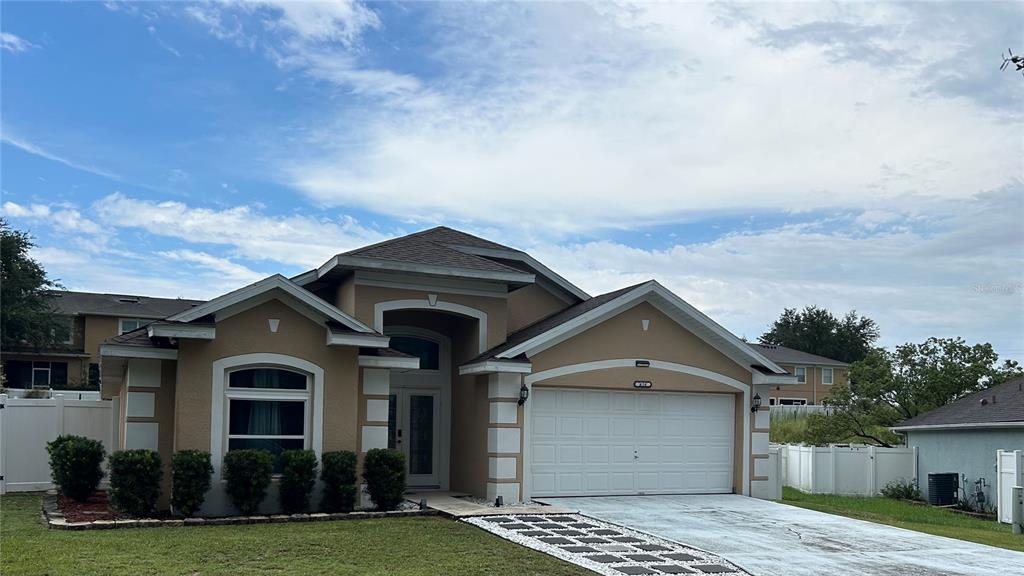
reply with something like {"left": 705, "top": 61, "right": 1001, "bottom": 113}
{"left": 906, "top": 428, "right": 1024, "bottom": 505}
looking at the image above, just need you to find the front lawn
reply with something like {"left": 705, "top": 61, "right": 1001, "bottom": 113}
{"left": 0, "top": 493, "right": 589, "bottom": 576}
{"left": 782, "top": 486, "right": 1023, "bottom": 552}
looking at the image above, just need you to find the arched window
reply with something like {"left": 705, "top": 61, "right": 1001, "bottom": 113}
{"left": 225, "top": 367, "right": 310, "bottom": 463}
{"left": 389, "top": 336, "right": 440, "bottom": 370}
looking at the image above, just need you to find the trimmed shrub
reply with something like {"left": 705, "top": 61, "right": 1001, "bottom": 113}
{"left": 171, "top": 450, "right": 213, "bottom": 517}
{"left": 362, "top": 448, "right": 406, "bottom": 511}
{"left": 278, "top": 449, "right": 318, "bottom": 513}
{"left": 222, "top": 449, "right": 273, "bottom": 515}
{"left": 108, "top": 449, "right": 163, "bottom": 517}
{"left": 320, "top": 451, "right": 358, "bottom": 513}
{"left": 881, "top": 478, "right": 923, "bottom": 501}
{"left": 46, "top": 434, "right": 105, "bottom": 501}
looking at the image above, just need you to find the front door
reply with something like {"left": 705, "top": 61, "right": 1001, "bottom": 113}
{"left": 388, "top": 388, "right": 441, "bottom": 487}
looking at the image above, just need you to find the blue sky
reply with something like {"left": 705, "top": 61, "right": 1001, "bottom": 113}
{"left": 2, "top": 1, "right": 1022, "bottom": 360}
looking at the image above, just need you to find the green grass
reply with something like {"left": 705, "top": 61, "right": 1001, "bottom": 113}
{"left": 782, "top": 486, "right": 1023, "bottom": 552}
{"left": 0, "top": 493, "right": 589, "bottom": 576}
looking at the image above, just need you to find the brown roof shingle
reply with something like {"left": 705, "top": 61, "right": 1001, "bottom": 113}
{"left": 49, "top": 291, "right": 203, "bottom": 319}
{"left": 343, "top": 226, "right": 524, "bottom": 274}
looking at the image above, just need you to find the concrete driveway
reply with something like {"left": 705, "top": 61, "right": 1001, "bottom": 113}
{"left": 537, "top": 495, "right": 1024, "bottom": 576}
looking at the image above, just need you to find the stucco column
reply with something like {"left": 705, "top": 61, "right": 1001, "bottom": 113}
{"left": 360, "top": 368, "right": 390, "bottom": 452}
{"left": 749, "top": 389, "right": 772, "bottom": 498}
{"left": 486, "top": 372, "right": 522, "bottom": 502}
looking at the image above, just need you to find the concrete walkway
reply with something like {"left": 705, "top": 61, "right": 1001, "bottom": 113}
{"left": 538, "top": 494, "right": 1024, "bottom": 576}
{"left": 405, "top": 491, "right": 575, "bottom": 518}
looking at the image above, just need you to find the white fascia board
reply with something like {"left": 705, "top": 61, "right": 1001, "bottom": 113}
{"left": 752, "top": 373, "right": 800, "bottom": 385}
{"left": 649, "top": 283, "right": 788, "bottom": 375}
{"left": 148, "top": 323, "right": 216, "bottom": 340}
{"left": 458, "top": 360, "right": 533, "bottom": 376}
{"left": 100, "top": 344, "right": 178, "bottom": 360}
{"left": 448, "top": 245, "right": 590, "bottom": 301}
{"left": 891, "top": 422, "right": 1024, "bottom": 432}
{"left": 358, "top": 355, "right": 420, "bottom": 370}
{"left": 497, "top": 282, "right": 655, "bottom": 359}
{"left": 325, "top": 329, "right": 391, "bottom": 348}
{"left": 321, "top": 255, "right": 535, "bottom": 285}
{"left": 167, "top": 274, "right": 375, "bottom": 334}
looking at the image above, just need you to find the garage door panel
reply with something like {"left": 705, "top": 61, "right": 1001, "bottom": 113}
{"left": 531, "top": 388, "right": 735, "bottom": 497}
{"left": 585, "top": 417, "right": 610, "bottom": 436}
{"left": 584, "top": 391, "right": 610, "bottom": 410}
{"left": 559, "top": 416, "right": 582, "bottom": 436}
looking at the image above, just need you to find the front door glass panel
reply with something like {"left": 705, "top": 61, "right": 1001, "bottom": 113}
{"left": 408, "top": 394, "right": 434, "bottom": 475}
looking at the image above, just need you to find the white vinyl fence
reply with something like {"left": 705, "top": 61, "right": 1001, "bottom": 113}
{"left": 2, "top": 388, "right": 101, "bottom": 401}
{"left": 777, "top": 444, "right": 917, "bottom": 496}
{"left": 0, "top": 393, "right": 119, "bottom": 494}
{"left": 997, "top": 450, "right": 1023, "bottom": 524}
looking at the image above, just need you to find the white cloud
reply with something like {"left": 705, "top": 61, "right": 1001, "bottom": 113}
{"left": 0, "top": 32, "right": 37, "bottom": 53}
{"left": 159, "top": 249, "right": 264, "bottom": 287}
{"left": 274, "top": 3, "right": 1021, "bottom": 235}
{"left": 2, "top": 201, "right": 103, "bottom": 234}
{"left": 263, "top": 0, "right": 380, "bottom": 46}
{"left": 92, "top": 192, "right": 388, "bottom": 267}
{"left": 1, "top": 133, "right": 121, "bottom": 180}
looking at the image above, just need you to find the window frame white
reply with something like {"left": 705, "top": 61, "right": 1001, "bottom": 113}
{"left": 822, "top": 367, "right": 834, "bottom": 385}
{"left": 119, "top": 317, "right": 149, "bottom": 335}
{"left": 32, "top": 363, "right": 51, "bottom": 388}
{"left": 225, "top": 367, "right": 312, "bottom": 460}
{"left": 210, "top": 354, "right": 324, "bottom": 482}
{"left": 794, "top": 366, "right": 807, "bottom": 384}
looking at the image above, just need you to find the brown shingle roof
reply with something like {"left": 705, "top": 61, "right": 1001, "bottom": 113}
{"left": 343, "top": 226, "right": 524, "bottom": 274}
{"left": 49, "top": 291, "right": 203, "bottom": 319}
{"left": 106, "top": 327, "right": 178, "bottom": 349}
{"left": 749, "top": 343, "right": 849, "bottom": 367}
{"left": 894, "top": 377, "right": 1024, "bottom": 429}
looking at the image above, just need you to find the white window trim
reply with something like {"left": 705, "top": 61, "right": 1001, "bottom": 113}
{"left": 778, "top": 397, "right": 808, "bottom": 405}
{"left": 32, "top": 363, "right": 51, "bottom": 388}
{"left": 210, "top": 354, "right": 324, "bottom": 481}
{"left": 794, "top": 366, "right": 807, "bottom": 384}
{"left": 822, "top": 367, "right": 834, "bottom": 385}
{"left": 119, "top": 318, "right": 148, "bottom": 335}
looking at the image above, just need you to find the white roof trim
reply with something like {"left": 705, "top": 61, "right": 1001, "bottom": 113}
{"left": 326, "top": 329, "right": 391, "bottom": 348}
{"left": 100, "top": 344, "right": 178, "bottom": 360}
{"left": 447, "top": 245, "right": 590, "bottom": 301}
{"left": 497, "top": 281, "right": 787, "bottom": 375}
{"left": 892, "top": 421, "right": 1024, "bottom": 432}
{"left": 167, "top": 274, "right": 375, "bottom": 333}
{"left": 358, "top": 355, "right": 420, "bottom": 370}
{"left": 148, "top": 323, "right": 216, "bottom": 340}
{"left": 753, "top": 373, "right": 800, "bottom": 385}
{"left": 311, "top": 254, "right": 535, "bottom": 285}
{"left": 458, "top": 360, "right": 533, "bottom": 376}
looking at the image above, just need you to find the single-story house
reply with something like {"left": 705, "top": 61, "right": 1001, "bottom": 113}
{"left": 99, "top": 226, "right": 796, "bottom": 514}
{"left": 892, "top": 376, "right": 1024, "bottom": 505}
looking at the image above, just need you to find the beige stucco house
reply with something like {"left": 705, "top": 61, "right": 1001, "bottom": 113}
{"left": 0, "top": 292, "right": 199, "bottom": 391}
{"left": 749, "top": 344, "right": 849, "bottom": 406}
{"left": 99, "top": 227, "right": 796, "bottom": 513}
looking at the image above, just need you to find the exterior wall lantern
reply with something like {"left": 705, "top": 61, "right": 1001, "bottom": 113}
{"left": 751, "top": 393, "right": 762, "bottom": 413}
{"left": 518, "top": 383, "right": 530, "bottom": 406}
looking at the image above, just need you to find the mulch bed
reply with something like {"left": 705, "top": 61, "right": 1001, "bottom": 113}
{"left": 58, "top": 491, "right": 126, "bottom": 523}
{"left": 56, "top": 491, "right": 172, "bottom": 523}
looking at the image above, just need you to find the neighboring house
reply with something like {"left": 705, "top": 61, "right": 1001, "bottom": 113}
{"left": 892, "top": 377, "right": 1024, "bottom": 505}
{"left": 0, "top": 291, "right": 201, "bottom": 390}
{"left": 98, "top": 226, "right": 797, "bottom": 513}
{"left": 749, "top": 344, "right": 849, "bottom": 405}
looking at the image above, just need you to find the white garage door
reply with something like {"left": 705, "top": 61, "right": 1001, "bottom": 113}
{"left": 530, "top": 388, "right": 735, "bottom": 496}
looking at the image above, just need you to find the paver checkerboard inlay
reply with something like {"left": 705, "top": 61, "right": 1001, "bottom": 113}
{"left": 465, "top": 512, "right": 747, "bottom": 576}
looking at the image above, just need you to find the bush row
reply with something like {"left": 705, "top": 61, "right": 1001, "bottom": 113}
{"left": 46, "top": 435, "right": 405, "bottom": 517}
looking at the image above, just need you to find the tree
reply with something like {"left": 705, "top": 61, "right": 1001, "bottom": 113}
{"left": 0, "top": 219, "right": 65, "bottom": 350}
{"left": 760, "top": 306, "right": 879, "bottom": 363}
{"left": 820, "top": 337, "right": 1023, "bottom": 447}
